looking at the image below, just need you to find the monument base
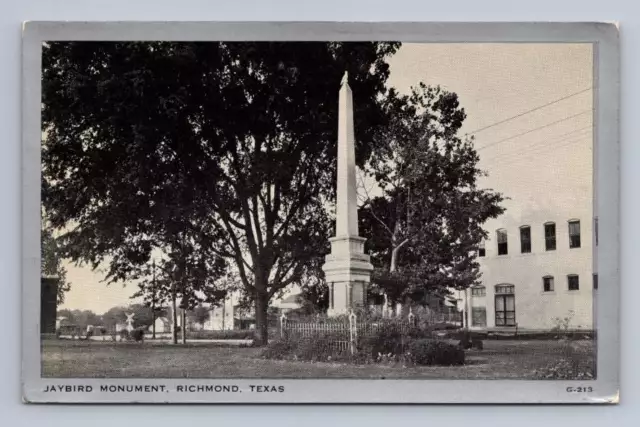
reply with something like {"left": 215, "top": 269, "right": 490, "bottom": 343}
{"left": 322, "top": 235, "right": 373, "bottom": 316}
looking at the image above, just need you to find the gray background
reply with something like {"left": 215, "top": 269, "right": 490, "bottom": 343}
{"left": 1, "top": 0, "right": 638, "bottom": 423}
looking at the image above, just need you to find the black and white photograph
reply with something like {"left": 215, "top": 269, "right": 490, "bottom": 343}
{"left": 21, "top": 22, "right": 620, "bottom": 404}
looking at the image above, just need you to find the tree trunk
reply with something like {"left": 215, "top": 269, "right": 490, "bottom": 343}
{"left": 390, "top": 243, "right": 401, "bottom": 317}
{"left": 181, "top": 309, "right": 186, "bottom": 344}
{"left": 151, "top": 310, "right": 156, "bottom": 340}
{"left": 222, "top": 299, "right": 226, "bottom": 330}
{"left": 152, "top": 260, "right": 156, "bottom": 340}
{"left": 254, "top": 289, "right": 270, "bottom": 346}
{"left": 389, "top": 236, "right": 409, "bottom": 318}
{"left": 171, "top": 284, "right": 178, "bottom": 345}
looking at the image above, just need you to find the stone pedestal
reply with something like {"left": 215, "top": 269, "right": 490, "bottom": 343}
{"left": 324, "top": 236, "right": 373, "bottom": 316}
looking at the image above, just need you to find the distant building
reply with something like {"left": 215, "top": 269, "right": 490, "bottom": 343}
{"left": 41, "top": 276, "right": 58, "bottom": 334}
{"left": 150, "top": 317, "right": 172, "bottom": 333}
{"left": 273, "top": 294, "right": 302, "bottom": 313}
{"left": 204, "top": 292, "right": 239, "bottom": 331}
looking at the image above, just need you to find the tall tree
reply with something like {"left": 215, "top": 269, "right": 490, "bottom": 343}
{"left": 359, "top": 84, "right": 506, "bottom": 314}
{"left": 131, "top": 247, "right": 227, "bottom": 343}
{"left": 42, "top": 41, "right": 400, "bottom": 345}
{"left": 101, "top": 306, "right": 128, "bottom": 330}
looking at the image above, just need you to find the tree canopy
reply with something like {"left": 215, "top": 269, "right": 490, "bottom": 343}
{"left": 42, "top": 41, "right": 400, "bottom": 344}
{"left": 359, "top": 84, "right": 506, "bottom": 311}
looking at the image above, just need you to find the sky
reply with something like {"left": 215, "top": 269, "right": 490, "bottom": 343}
{"left": 58, "top": 43, "right": 593, "bottom": 314}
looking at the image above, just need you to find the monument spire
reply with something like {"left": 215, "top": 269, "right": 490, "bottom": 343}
{"left": 336, "top": 70, "right": 359, "bottom": 237}
{"left": 322, "top": 72, "right": 373, "bottom": 316}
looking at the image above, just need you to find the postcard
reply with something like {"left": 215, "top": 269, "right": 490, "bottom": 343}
{"left": 22, "top": 21, "right": 620, "bottom": 404}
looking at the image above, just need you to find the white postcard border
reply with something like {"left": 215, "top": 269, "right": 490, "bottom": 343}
{"left": 22, "top": 21, "right": 620, "bottom": 404}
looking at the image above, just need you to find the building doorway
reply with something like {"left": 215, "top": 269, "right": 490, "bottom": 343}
{"left": 495, "top": 284, "right": 516, "bottom": 326}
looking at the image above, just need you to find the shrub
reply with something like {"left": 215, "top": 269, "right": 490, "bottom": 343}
{"left": 532, "top": 340, "right": 595, "bottom": 380}
{"left": 356, "top": 320, "right": 428, "bottom": 362}
{"left": 131, "top": 328, "right": 145, "bottom": 342}
{"left": 295, "top": 335, "right": 342, "bottom": 361}
{"left": 261, "top": 336, "right": 294, "bottom": 360}
{"left": 407, "top": 339, "right": 465, "bottom": 366}
{"left": 119, "top": 329, "right": 131, "bottom": 341}
{"left": 262, "top": 332, "right": 350, "bottom": 362}
{"left": 472, "top": 338, "right": 484, "bottom": 350}
{"left": 358, "top": 326, "right": 405, "bottom": 360}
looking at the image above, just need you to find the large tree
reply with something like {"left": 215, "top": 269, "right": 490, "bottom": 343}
{"left": 42, "top": 41, "right": 400, "bottom": 345}
{"left": 359, "top": 84, "right": 506, "bottom": 315}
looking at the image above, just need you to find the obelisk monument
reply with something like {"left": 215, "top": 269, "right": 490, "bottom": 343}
{"left": 323, "top": 72, "right": 374, "bottom": 316}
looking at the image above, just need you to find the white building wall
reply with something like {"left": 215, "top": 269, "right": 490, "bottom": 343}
{"left": 470, "top": 69, "right": 595, "bottom": 331}
{"left": 475, "top": 216, "right": 594, "bottom": 330}
{"left": 471, "top": 118, "right": 595, "bottom": 330}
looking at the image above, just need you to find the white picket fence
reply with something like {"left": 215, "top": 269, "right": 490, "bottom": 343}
{"left": 280, "top": 309, "right": 460, "bottom": 355}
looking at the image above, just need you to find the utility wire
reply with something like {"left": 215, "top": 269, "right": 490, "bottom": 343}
{"left": 476, "top": 109, "right": 593, "bottom": 152}
{"left": 466, "top": 87, "right": 593, "bottom": 136}
{"left": 484, "top": 136, "right": 589, "bottom": 169}
{"left": 483, "top": 126, "right": 591, "bottom": 162}
{"left": 479, "top": 125, "right": 592, "bottom": 163}
{"left": 482, "top": 131, "right": 591, "bottom": 165}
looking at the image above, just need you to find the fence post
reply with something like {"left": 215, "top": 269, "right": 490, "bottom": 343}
{"left": 348, "top": 310, "right": 357, "bottom": 356}
{"left": 279, "top": 312, "right": 287, "bottom": 339}
{"left": 408, "top": 307, "right": 415, "bottom": 326}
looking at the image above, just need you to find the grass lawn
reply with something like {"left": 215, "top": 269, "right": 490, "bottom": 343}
{"left": 41, "top": 338, "right": 595, "bottom": 379}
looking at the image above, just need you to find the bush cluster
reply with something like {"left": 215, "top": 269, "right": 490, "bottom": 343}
{"left": 131, "top": 328, "right": 145, "bottom": 342}
{"left": 262, "top": 332, "right": 351, "bottom": 362}
{"left": 117, "top": 328, "right": 145, "bottom": 342}
{"left": 407, "top": 339, "right": 465, "bottom": 366}
{"left": 262, "top": 326, "right": 466, "bottom": 367}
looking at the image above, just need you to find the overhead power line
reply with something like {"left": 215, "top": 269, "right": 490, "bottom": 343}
{"left": 479, "top": 125, "right": 592, "bottom": 162}
{"left": 482, "top": 131, "right": 591, "bottom": 165}
{"left": 476, "top": 109, "right": 593, "bottom": 152}
{"left": 466, "top": 86, "right": 593, "bottom": 136}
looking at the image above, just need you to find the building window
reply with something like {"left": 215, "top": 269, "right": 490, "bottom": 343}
{"left": 543, "top": 276, "right": 554, "bottom": 292}
{"left": 478, "top": 241, "right": 486, "bottom": 257}
{"left": 520, "top": 226, "right": 532, "bottom": 253}
{"left": 544, "top": 222, "right": 556, "bottom": 251}
{"left": 593, "top": 274, "right": 598, "bottom": 290}
{"left": 594, "top": 217, "right": 599, "bottom": 246}
{"left": 471, "top": 307, "right": 487, "bottom": 327}
{"left": 568, "top": 275, "right": 580, "bottom": 291}
{"left": 568, "top": 220, "right": 581, "bottom": 248}
{"left": 471, "top": 286, "right": 486, "bottom": 297}
{"left": 496, "top": 229, "right": 508, "bottom": 255}
{"left": 495, "top": 284, "right": 515, "bottom": 294}
{"left": 494, "top": 284, "right": 516, "bottom": 326}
